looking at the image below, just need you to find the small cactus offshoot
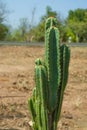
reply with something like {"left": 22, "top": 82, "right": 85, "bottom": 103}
{"left": 28, "top": 17, "right": 70, "bottom": 130}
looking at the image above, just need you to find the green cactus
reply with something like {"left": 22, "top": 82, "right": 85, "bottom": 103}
{"left": 28, "top": 17, "right": 70, "bottom": 130}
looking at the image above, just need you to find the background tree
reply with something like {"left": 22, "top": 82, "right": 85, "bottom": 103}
{"left": 0, "top": 0, "right": 9, "bottom": 23}
{"left": 0, "top": 24, "right": 9, "bottom": 40}
{"left": 10, "top": 7, "right": 36, "bottom": 42}
{"left": 10, "top": 18, "right": 30, "bottom": 42}
{"left": 66, "top": 8, "right": 87, "bottom": 42}
{"left": 18, "top": 18, "right": 29, "bottom": 40}
{"left": 0, "top": 0, "right": 9, "bottom": 40}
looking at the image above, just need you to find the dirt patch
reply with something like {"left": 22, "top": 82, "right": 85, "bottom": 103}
{"left": 0, "top": 46, "right": 87, "bottom": 130}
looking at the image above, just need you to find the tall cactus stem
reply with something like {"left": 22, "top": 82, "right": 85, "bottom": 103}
{"left": 28, "top": 17, "right": 70, "bottom": 130}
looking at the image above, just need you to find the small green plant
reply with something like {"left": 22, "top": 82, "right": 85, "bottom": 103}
{"left": 28, "top": 17, "right": 70, "bottom": 130}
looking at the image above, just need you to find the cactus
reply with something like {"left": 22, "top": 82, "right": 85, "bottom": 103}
{"left": 28, "top": 17, "right": 70, "bottom": 130}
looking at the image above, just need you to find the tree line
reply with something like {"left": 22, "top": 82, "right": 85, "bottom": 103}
{"left": 0, "top": 1, "right": 87, "bottom": 43}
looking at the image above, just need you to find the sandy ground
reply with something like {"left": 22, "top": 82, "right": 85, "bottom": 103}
{"left": 0, "top": 45, "right": 87, "bottom": 130}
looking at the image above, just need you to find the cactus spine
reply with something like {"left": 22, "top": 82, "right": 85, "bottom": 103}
{"left": 28, "top": 17, "right": 70, "bottom": 130}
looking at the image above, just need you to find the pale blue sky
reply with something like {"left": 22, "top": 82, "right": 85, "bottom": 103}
{"left": 5, "top": 0, "right": 87, "bottom": 28}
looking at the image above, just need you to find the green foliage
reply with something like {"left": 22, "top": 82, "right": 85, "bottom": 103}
{"left": 0, "top": 24, "right": 9, "bottom": 40}
{"left": 3, "top": 5, "right": 86, "bottom": 43}
{"left": 31, "top": 7, "right": 87, "bottom": 43}
{"left": 30, "top": 21, "right": 45, "bottom": 42}
{"left": 67, "top": 8, "right": 87, "bottom": 22}
{"left": 66, "top": 8, "right": 87, "bottom": 42}
{"left": 9, "top": 18, "right": 30, "bottom": 42}
{"left": 0, "top": 1, "right": 11, "bottom": 41}
{"left": 28, "top": 17, "right": 70, "bottom": 130}
{"left": 10, "top": 29, "right": 22, "bottom": 41}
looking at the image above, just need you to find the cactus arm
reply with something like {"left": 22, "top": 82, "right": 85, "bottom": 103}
{"left": 39, "top": 67, "right": 48, "bottom": 130}
{"left": 29, "top": 58, "right": 48, "bottom": 130}
{"left": 45, "top": 26, "right": 61, "bottom": 112}
{"left": 53, "top": 44, "right": 70, "bottom": 128}
{"left": 35, "top": 59, "right": 48, "bottom": 109}
{"left": 28, "top": 98, "right": 36, "bottom": 122}
{"left": 35, "top": 59, "right": 48, "bottom": 130}
{"left": 28, "top": 88, "right": 38, "bottom": 130}
{"left": 60, "top": 44, "right": 70, "bottom": 91}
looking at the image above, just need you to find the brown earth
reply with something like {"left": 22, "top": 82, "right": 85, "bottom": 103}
{"left": 0, "top": 45, "right": 87, "bottom": 130}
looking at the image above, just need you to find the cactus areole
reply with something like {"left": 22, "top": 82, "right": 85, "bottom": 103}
{"left": 28, "top": 17, "right": 70, "bottom": 130}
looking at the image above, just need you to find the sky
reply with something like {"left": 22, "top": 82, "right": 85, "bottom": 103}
{"left": 4, "top": 0, "right": 87, "bottom": 28}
